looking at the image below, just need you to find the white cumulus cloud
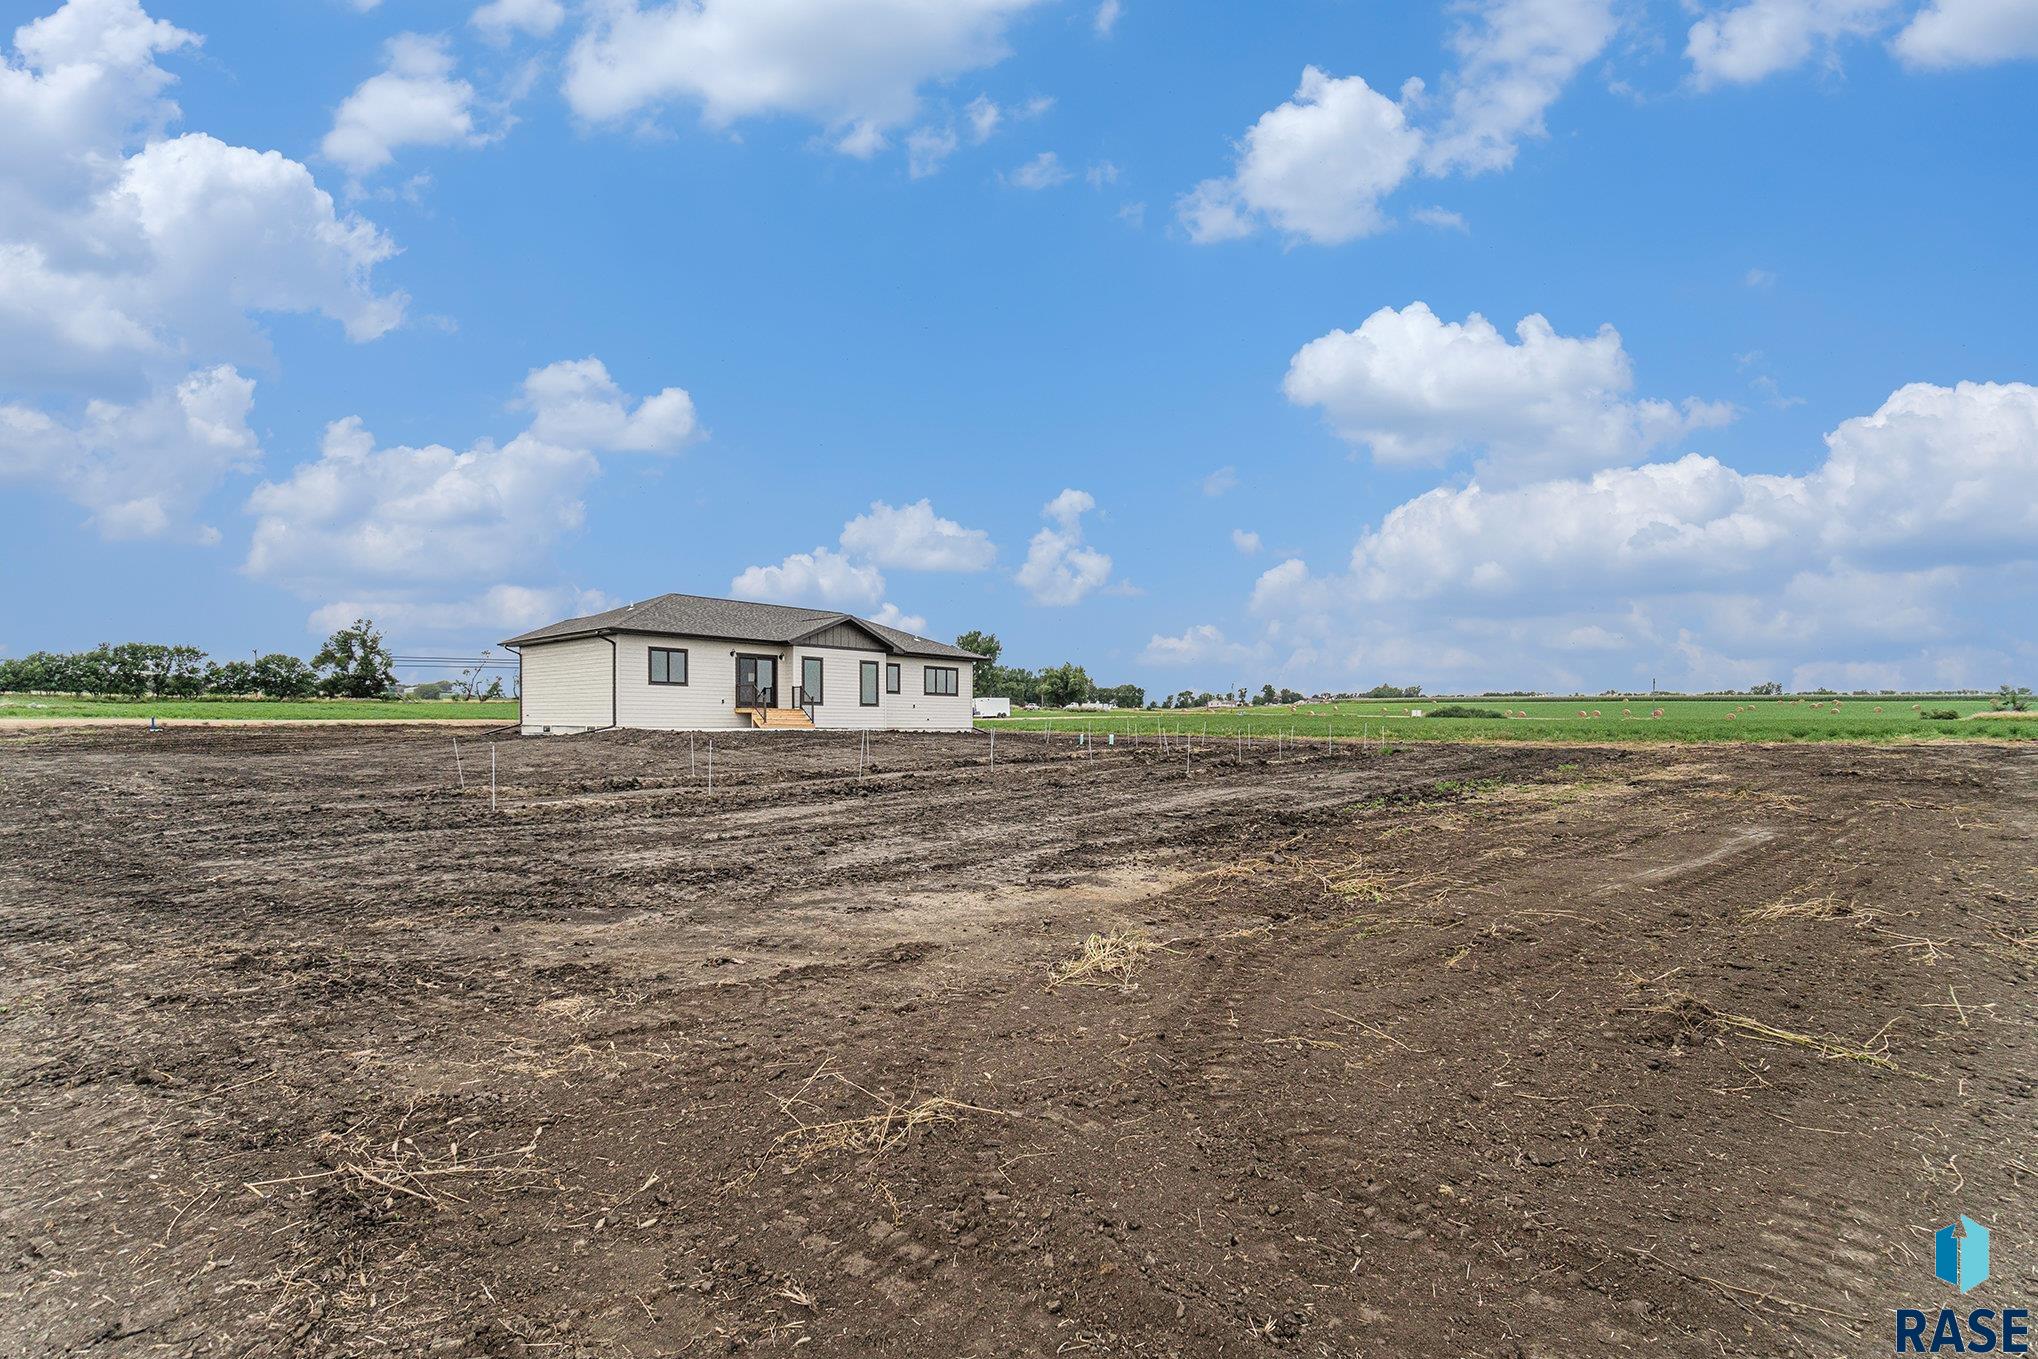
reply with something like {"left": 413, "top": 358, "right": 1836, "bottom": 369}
{"left": 1178, "top": 67, "right": 1423, "bottom": 245}
{"left": 310, "top": 585, "right": 614, "bottom": 641}
{"left": 0, "top": 0, "right": 405, "bottom": 540}
{"left": 114, "top": 134, "right": 407, "bottom": 348}
{"left": 731, "top": 496, "right": 993, "bottom": 633}
{"left": 1283, "top": 302, "right": 1734, "bottom": 483}
{"left": 905, "top": 124, "right": 959, "bottom": 178}
{"left": 562, "top": 0, "right": 1045, "bottom": 160}
{"left": 245, "top": 416, "right": 597, "bottom": 595}
{"left": 0, "top": 0, "right": 196, "bottom": 219}
{"left": 1141, "top": 624, "right": 1253, "bottom": 667}
{"left": 1685, "top": 0, "right": 1904, "bottom": 86}
{"left": 1179, "top": 1, "right": 1617, "bottom": 245}
{"left": 471, "top": 0, "right": 566, "bottom": 43}
{"left": 1016, "top": 488, "right": 1115, "bottom": 605}
{"left": 322, "top": 34, "right": 483, "bottom": 177}
{"left": 1008, "top": 149, "right": 1070, "bottom": 189}
{"left": 1892, "top": 0, "right": 2038, "bottom": 67}
{"left": 244, "top": 358, "right": 698, "bottom": 633}
{"left": 967, "top": 92, "right": 1003, "bottom": 141}
{"left": 1246, "top": 380, "right": 2038, "bottom": 692}
{"left": 730, "top": 546, "right": 887, "bottom": 610}
{"left": 1422, "top": 0, "right": 1618, "bottom": 175}
{"left": 902, "top": 91, "right": 1046, "bottom": 178}
{"left": 839, "top": 498, "right": 996, "bottom": 572}
{"left": 1683, "top": 0, "right": 2038, "bottom": 81}
{"left": 0, "top": 3, "right": 405, "bottom": 383}
{"left": 869, "top": 600, "right": 929, "bottom": 634}
{"left": 0, "top": 363, "right": 257, "bottom": 541}
{"left": 516, "top": 357, "right": 701, "bottom": 454}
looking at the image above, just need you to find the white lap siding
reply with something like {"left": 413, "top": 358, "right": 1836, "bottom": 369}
{"left": 518, "top": 636, "right": 613, "bottom": 734}
{"left": 787, "top": 646, "right": 974, "bottom": 731}
{"left": 789, "top": 644, "right": 890, "bottom": 730}
{"left": 892, "top": 656, "right": 975, "bottom": 731}
{"left": 615, "top": 634, "right": 775, "bottom": 731}
{"left": 521, "top": 631, "right": 976, "bottom": 733}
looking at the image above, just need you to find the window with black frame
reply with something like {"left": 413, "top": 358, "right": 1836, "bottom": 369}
{"left": 648, "top": 647, "right": 688, "bottom": 685}
{"left": 923, "top": 666, "right": 958, "bottom": 696}
{"left": 860, "top": 659, "right": 880, "bottom": 706}
{"left": 885, "top": 662, "right": 900, "bottom": 694}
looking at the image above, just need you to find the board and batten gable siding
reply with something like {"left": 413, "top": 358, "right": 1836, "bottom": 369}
{"left": 518, "top": 636, "right": 613, "bottom": 733}
{"left": 800, "top": 621, "right": 884, "bottom": 651}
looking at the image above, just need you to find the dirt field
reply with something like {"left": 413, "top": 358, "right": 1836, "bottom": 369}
{"left": 2, "top": 727, "right": 2033, "bottom": 1358}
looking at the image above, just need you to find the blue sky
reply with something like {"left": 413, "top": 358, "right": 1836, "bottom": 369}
{"left": 2, "top": 0, "right": 2033, "bottom": 695}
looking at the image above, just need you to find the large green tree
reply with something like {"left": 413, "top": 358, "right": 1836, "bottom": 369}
{"left": 954, "top": 630, "right": 1001, "bottom": 665}
{"left": 313, "top": 619, "right": 397, "bottom": 699}
{"left": 1037, "top": 662, "right": 1094, "bottom": 709}
{"left": 251, "top": 653, "right": 318, "bottom": 699}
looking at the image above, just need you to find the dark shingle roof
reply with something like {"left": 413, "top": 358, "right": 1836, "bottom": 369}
{"left": 501, "top": 592, "right": 986, "bottom": 661}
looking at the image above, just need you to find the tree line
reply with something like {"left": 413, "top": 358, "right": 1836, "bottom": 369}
{"left": 0, "top": 620, "right": 460, "bottom": 701}
{"left": 1158, "top": 683, "right": 1422, "bottom": 707}
{"left": 955, "top": 631, "right": 1144, "bottom": 709}
{"left": 956, "top": 631, "right": 1424, "bottom": 710}
{"left": 954, "top": 632, "right": 1439, "bottom": 711}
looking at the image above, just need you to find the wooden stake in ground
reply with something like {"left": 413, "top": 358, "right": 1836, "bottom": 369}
{"left": 489, "top": 743, "right": 497, "bottom": 813}
{"left": 452, "top": 736, "right": 464, "bottom": 790}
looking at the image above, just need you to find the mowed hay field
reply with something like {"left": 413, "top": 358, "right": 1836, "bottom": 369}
{"left": 2, "top": 725, "right": 2033, "bottom": 1358}
{"left": 988, "top": 695, "right": 2038, "bottom": 743}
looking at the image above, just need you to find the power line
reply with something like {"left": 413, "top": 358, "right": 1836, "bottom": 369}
{"left": 392, "top": 657, "right": 518, "bottom": 669}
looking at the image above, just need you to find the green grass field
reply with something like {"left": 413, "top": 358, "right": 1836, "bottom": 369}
{"left": 980, "top": 695, "right": 2036, "bottom": 743}
{"left": 0, "top": 695, "right": 519, "bottom": 722}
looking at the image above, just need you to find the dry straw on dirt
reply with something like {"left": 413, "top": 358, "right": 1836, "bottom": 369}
{"left": 733, "top": 1061, "right": 1004, "bottom": 1188}
{"left": 766, "top": 1094, "right": 985, "bottom": 1165}
{"left": 1672, "top": 994, "right": 1898, "bottom": 1071}
{"left": 245, "top": 1125, "right": 547, "bottom": 1208}
{"left": 1741, "top": 889, "right": 1876, "bottom": 925}
{"left": 1047, "top": 927, "right": 1163, "bottom": 991}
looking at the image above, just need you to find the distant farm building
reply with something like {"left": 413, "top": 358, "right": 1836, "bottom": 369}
{"left": 503, "top": 594, "right": 984, "bottom": 735}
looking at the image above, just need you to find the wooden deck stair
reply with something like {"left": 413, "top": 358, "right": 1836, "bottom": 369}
{"left": 740, "top": 706, "right": 815, "bottom": 730}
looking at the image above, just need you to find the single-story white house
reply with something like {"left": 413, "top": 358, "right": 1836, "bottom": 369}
{"left": 502, "top": 593, "right": 986, "bottom": 735}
